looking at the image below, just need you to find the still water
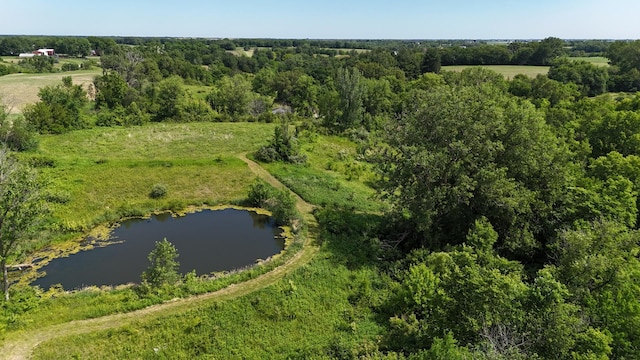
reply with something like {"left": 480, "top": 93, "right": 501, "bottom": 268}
{"left": 33, "top": 209, "right": 284, "bottom": 290}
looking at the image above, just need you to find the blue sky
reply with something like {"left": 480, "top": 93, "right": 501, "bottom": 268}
{"left": 1, "top": 0, "right": 638, "bottom": 39}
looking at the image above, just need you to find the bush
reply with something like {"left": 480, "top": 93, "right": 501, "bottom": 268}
{"left": 149, "top": 183, "right": 168, "bottom": 199}
{"left": 95, "top": 106, "right": 125, "bottom": 127}
{"left": 267, "top": 190, "right": 298, "bottom": 226}
{"left": 254, "top": 146, "right": 280, "bottom": 163}
{"left": 61, "top": 63, "right": 80, "bottom": 72}
{"left": 0, "top": 116, "right": 38, "bottom": 151}
{"left": 247, "top": 179, "right": 275, "bottom": 207}
{"left": 253, "top": 120, "right": 306, "bottom": 164}
{"left": 245, "top": 180, "right": 299, "bottom": 226}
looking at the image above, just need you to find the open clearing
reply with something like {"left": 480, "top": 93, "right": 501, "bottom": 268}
{"left": 441, "top": 65, "right": 550, "bottom": 79}
{"left": 0, "top": 69, "right": 101, "bottom": 113}
{"left": 570, "top": 56, "right": 610, "bottom": 66}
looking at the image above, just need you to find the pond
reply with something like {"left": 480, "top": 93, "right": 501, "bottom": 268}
{"left": 32, "top": 208, "right": 285, "bottom": 290}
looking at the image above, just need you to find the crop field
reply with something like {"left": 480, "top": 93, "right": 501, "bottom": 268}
{"left": 441, "top": 64, "right": 550, "bottom": 79}
{"left": 0, "top": 69, "right": 101, "bottom": 113}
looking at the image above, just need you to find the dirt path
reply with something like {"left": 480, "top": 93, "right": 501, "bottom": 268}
{"left": 0, "top": 154, "right": 318, "bottom": 360}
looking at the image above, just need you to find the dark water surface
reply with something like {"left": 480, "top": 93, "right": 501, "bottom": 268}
{"left": 32, "top": 209, "right": 284, "bottom": 290}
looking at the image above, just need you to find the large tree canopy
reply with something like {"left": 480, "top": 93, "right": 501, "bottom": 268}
{"left": 0, "top": 148, "right": 44, "bottom": 300}
{"left": 375, "top": 76, "right": 571, "bottom": 257}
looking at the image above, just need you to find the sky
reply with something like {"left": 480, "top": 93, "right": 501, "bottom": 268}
{"left": 1, "top": 0, "right": 639, "bottom": 39}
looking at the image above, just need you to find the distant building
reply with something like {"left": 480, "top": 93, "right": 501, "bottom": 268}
{"left": 18, "top": 48, "right": 55, "bottom": 58}
{"left": 35, "top": 48, "right": 55, "bottom": 56}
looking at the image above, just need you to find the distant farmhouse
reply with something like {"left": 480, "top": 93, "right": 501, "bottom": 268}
{"left": 18, "top": 48, "right": 55, "bottom": 58}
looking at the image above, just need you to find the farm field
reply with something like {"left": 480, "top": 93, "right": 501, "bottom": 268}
{"left": 570, "top": 56, "right": 610, "bottom": 66}
{"left": 0, "top": 69, "right": 101, "bottom": 113}
{"left": 441, "top": 64, "right": 550, "bottom": 78}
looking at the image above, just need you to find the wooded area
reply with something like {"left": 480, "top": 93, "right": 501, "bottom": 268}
{"left": 1, "top": 36, "right": 640, "bottom": 359}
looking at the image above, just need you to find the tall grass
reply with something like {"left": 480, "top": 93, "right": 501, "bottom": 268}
{"left": 263, "top": 133, "right": 384, "bottom": 213}
{"left": 21, "top": 122, "right": 275, "bottom": 236}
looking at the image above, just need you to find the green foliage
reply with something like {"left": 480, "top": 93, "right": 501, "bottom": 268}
{"left": 322, "top": 67, "right": 366, "bottom": 133}
{"left": 60, "top": 62, "right": 80, "bottom": 72}
{"left": 0, "top": 148, "right": 45, "bottom": 300}
{"left": 548, "top": 220, "right": 640, "bottom": 358}
{"left": 141, "top": 238, "right": 181, "bottom": 288}
{"left": 246, "top": 179, "right": 274, "bottom": 207}
{"left": 0, "top": 114, "right": 38, "bottom": 151}
{"left": 607, "top": 40, "right": 640, "bottom": 91}
{"left": 149, "top": 183, "right": 168, "bottom": 199}
{"left": 375, "top": 78, "right": 570, "bottom": 256}
{"left": 267, "top": 189, "right": 297, "bottom": 226}
{"left": 245, "top": 180, "right": 298, "bottom": 226}
{"left": 23, "top": 77, "right": 88, "bottom": 134}
{"left": 18, "top": 56, "right": 55, "bottom": 73}
{"left": 153, "top": 76, "right": 186, "bottom": 121}
{"left": 254, "top": 120, "right": 306, "bottom": 164}
{"left": 588, "top": 109, "right": 640, "bottom": 157}
{"left": 420, "top": 48, "right": 441, "bottom": 74}
{"left": 94, "top": 72, "right": 130, "bottom": 109}
{"left": 207, "top": 75, "right": 253, "bottom": 116}
{"left": 548, "top": 57, "right": 609, "bottom": 96}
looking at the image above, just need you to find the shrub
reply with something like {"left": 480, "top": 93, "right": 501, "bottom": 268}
{"left": 245, "top": 181, "right": 300, "bottom": 226}
{"left": 95, "top": 106, "right": 125, "bottom": 127}
{"left": 253, "top": 120, "right": 306, "bottom": 164}
{"left": 0, "top": 116, "right": 38, "bottom": 151}
{"left": 247, "top": 179, "right": 275, "bottom": 207}
{"left": 267, "top": 189, "right": 298, "bottom": 226}
{"left": 61, "top": 63, "right": 80, "bottom": 72}
{"left": 254, "top": 146, "right": 280, "bottom": 163}
{"left": 141, "top": 238, "right": 181, "bottom": 287}
{"left": 149, "top": 183, "right": 168, "bottom": 199}
{"left": 23, "top": 78, "right": 88, "bottom": 134}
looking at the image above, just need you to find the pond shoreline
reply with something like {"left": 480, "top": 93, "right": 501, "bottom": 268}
{"left": 18, "top": 205, "right": 293, "bottom": 290}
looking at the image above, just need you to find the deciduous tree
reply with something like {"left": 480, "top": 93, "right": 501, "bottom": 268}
{"left": 142, "top": 238, "right": 180, "bottom": 287}
{"left": 0, "top": 148, "right": 44, "bottom": 301}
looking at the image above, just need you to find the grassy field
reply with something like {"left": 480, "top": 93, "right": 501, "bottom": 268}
{"left": 32, "top": 232, "right": 388, "bottom": 359}
{"left": 228, "top": 47, "right": 256, "bottom": 57}
{"left": 0, "top": 69, "right": 101, "bottom": 113}
{"left": 441, "top": 64, "right": 550, "bottom": 79}
{"left": 264, "top": 134, "right": 383, "bottom": 213}
{"left": 0, "top": 119, "right": 392, "bottom": 358}
{"left": 24, "top": 122, "right": 275, "bottom": 235}
{"left": 570, "top": 56, "right": 610, "bottom": 66}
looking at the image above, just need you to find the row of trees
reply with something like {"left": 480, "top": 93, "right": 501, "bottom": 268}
{"left": 0, "top": 36, "right": 93, "bottom": 57}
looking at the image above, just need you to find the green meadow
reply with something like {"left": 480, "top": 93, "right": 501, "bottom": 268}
{"left": 24, "top": 122, "right": 276, "bottom": 235}
{"left": 0, "top": 118, "right": 393, "bottom": 359}
{"left": 441, "top": 64, "right": 550, "bottom": 79}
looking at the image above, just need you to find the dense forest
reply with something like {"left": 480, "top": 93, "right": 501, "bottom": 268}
{"left": 2, "top": 36, "right": 640, "bottom": 359}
